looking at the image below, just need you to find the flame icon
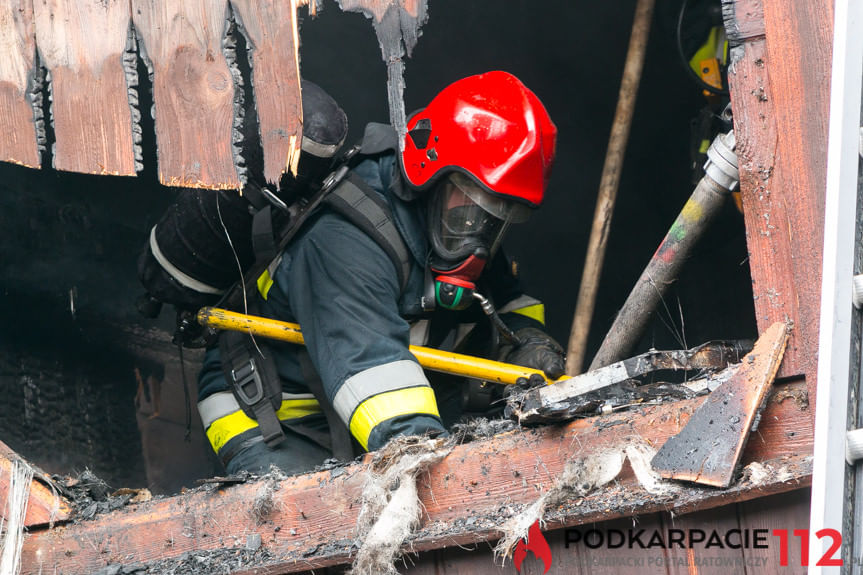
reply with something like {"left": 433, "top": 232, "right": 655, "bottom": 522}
{"left": 513, "top": 520, "right": 552, "bottom": 573}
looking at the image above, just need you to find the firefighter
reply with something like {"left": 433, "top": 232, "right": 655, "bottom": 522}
{"left": 196, "top": 71, "right": 565, "bottom": 474}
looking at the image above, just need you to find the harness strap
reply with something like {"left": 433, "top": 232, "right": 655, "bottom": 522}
{"left": 219, "top": 330, "right": 286, "bottom": 447}
{"left": 324, "top": 173, "right": 412, "bottom": 292}
{"left": 251, "top": 205, "right": 278, "bottom": 264}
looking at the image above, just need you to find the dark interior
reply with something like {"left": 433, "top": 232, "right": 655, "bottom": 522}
{"left": 0, "top": 0, "right": 755, "bottom": 494}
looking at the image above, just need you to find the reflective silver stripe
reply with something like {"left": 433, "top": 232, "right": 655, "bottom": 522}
{"left": 198, "top": 391, "right": 316, "bottom": 428}
{"left": 149, "top": 227, "right": 225, "bottom": 295}
{"left": 281, "top": 392, "right": 316, "bottom": 401}
{"left": 499, "top": 294, "right": 542, "bottom": 314}
{"left": 197, "top": 392, "right": 240, "bottom": 429}
{"left": 301, "top": 135, "right": 343, "bottom": 158}
{"left": 332, "top": 360, "right": 429, "bottom": 424}
{"left": 267, "top": 255, "right": 283, "bottom": 276}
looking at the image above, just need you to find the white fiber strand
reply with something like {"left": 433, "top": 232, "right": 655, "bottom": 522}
{"left": 0, "top": 460, "right": 34, "bottom": 575}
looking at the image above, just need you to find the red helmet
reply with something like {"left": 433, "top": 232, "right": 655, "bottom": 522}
{"left": 400, "top": 71, "right": 557, "bottom": 207}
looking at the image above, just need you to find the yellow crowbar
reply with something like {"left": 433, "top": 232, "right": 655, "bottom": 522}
{"left": 197, "top": 307, "right": 563, "bottom": 386}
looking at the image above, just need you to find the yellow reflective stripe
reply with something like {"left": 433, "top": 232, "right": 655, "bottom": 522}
{"left": 257, "top": 269, "right": 274, "bottom": 300}
{"left": 205, "top": 398, "right": 322, "bottom": 453}
{"left": 349, "top": 386, "right": 440, "bottom": 451}
{"left": 276, "top": 398, "right": 321, "bottom": 421}
{"left": 511, "top": 303, "right": 546, "bottom": 325}
{"left": 206, "top": 409, "right": 258, "bottom": 453}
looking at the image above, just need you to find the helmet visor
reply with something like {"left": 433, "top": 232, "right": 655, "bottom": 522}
{"left": 429, "top": 173, "right": 531, "bottom": 262}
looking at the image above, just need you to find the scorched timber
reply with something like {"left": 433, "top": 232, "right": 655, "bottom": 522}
{"left": 0, "top": 440, "right": 71, "bottom": 527}
{"left": 133, "top": 0, "right": 240, "bottom": 189}
{"left": 337, "top": 0, "right": 429, "bottom": 147}
{"left": 651, "top": 321, "right": 789, "bottom": 487}
{"left": 20, "top": 379, "right": 812, "bottom": 574}
{"left": 230, "top": 0, "right": 303, "bottom": 186}
{"left": 34, "top": 0, "right": 137, "bottom": 176}
{"left": 724, "top": 0, "right": 832, "bottom": 381}
{"left": 0, "top": 0, "right": 40, "bottom": 168}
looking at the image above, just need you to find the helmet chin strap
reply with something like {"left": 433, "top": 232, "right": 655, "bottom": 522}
{"left": 430, "top": 254, "right": 487, "bottom": 310}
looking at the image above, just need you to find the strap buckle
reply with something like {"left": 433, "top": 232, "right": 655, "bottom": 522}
{"left": 231, "top": 358, "right": 265, "bottom": 406}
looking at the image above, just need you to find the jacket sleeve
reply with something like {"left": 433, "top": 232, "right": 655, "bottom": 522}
{"left": 275, "top": 210, "right": 445, "bottom": 451}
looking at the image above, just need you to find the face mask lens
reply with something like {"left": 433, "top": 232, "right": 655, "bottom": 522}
{"left": 439, "top": 189, "right": 502, "bottom": 253}
{"left": 430, "top": 173, "right": 515, "bottom": 262}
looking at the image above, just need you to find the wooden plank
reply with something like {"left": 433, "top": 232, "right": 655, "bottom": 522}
{"left": 133, "top": 0, "right": 240, "bottom": 189}
{"left": 662, "top": 507, "right": 745, "bottom": 575}
{"left": 0, "top": 0, "right": 40, "bottom": 169}
{"left": 230, "top": 0, "right": 303, "bottom": 187}
{"left": 739, "top": 489, "right": 810, "bottom": 575}
{"left": 557, "top": 514, "right": 669, "bottom": 575}
{"left": 726, "top": 0, "right": 832, "bottom": 382}
{"left": 336, "top": 0, "right": 428, "bottom": 146}
{"left": 651, "top": 322, "right": 789, "bottom": 487}
{"left": 433, "top": 547, "right": 499, "bottom": 575}
{"left": 722, "top": 0, "right": 765, "bottom": 43}
{"left": 424, "top": 493, "right": 811, "bottom": 574}
{"left": 760, "top": 0, "right": 832, "bottom": 382}
{"left": 0, "top": 440, "right": 71, "bottom": 527}
{"left": 20, "top": 378, "right": 812, "bottom": 574}
{"left": 400, "top": 549, "right": 439, "bottom": 574}
{"left": 34, "top": 0, "right": 136, "bottom": 176}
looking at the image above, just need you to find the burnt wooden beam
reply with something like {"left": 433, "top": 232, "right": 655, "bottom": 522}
{"left": 336, "top": 0, "right": 429, "bottom": 147}
{"left": 722, "top": 0, "right": 765, "bottom": 44}
{"left": 724, "top": 0, "right": 832, "bottom": 382}
{"left": 34, "top": 0, "right": 137, "bottom": 176}
{"left": 0, "top": 0, "right": 41, "bottom": 169}
{"left": 133, "top": 0, "right": 240, "bottom": 189}
{"left": 651, "top": 321, "right": 789, "bottom": 487}
{"left": 231, "top": 0, "right": 303, "bottom": 187}
{"left": 20, "top": 377, "right": 812, "bottom": 574}
{"left": 0, "top": 440, "right": 71, "bottom": 528}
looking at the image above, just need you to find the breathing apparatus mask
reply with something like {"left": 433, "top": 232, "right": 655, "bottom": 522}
{"left": 427, "top": 172, "right": 531, "bottom": 310}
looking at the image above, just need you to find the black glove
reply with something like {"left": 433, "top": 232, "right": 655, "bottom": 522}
{"left": 503, "top": 327, "right": 566, "bottom": 380}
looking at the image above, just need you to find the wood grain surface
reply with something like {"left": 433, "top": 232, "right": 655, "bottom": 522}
{"left": 0, "top": 0, "right": 40, "bottom": 168}
{"left": 722, "top": 0, "right": 765, "bottom": 43}
{"left": 231, "top": 0, "right": 303, "bottom": 186}
{"left": 0, "top": 440, "right": 71, "bottom": 527}
{"left": 726, "top": 0, "right": 832, "bottom": 383}
{"left": 20, "top": 376, "right": 812, "bottom": 574}
{"left": 651, "top": 322, "right": 789, "bottom": 486}
{"left": 133, "top": 0, "right": 240, "bottom": 189}
{"left": 34, "top": 0, "right": 136, "bottom": 175}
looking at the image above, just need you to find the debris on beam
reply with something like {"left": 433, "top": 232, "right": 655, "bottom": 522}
{"left": 510, "top": 340, "right": 751, "bottom": 424}
{"left": 19, "top": 376, "right": 811, "bottom": 574}
{"left": 651, "top": 321, "right": 790, "bottom": 487}
{"left": 0, "top": 0, "right": 41, "bottom": 169}
{"left": 34, "top": 0, "right": 138, "bottom": 176}
{"left": 0, "top": 440, "right": 71, "bottom": 528}
{"left": 133, "top": 0, "right": 241, "bottom": 189}
{"left": 337, "top": 0, "right": 429, "bottom": 149}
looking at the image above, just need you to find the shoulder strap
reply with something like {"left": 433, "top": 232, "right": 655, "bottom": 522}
{"left": 323, "top": 172, "right": 412, "bottom": 292}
